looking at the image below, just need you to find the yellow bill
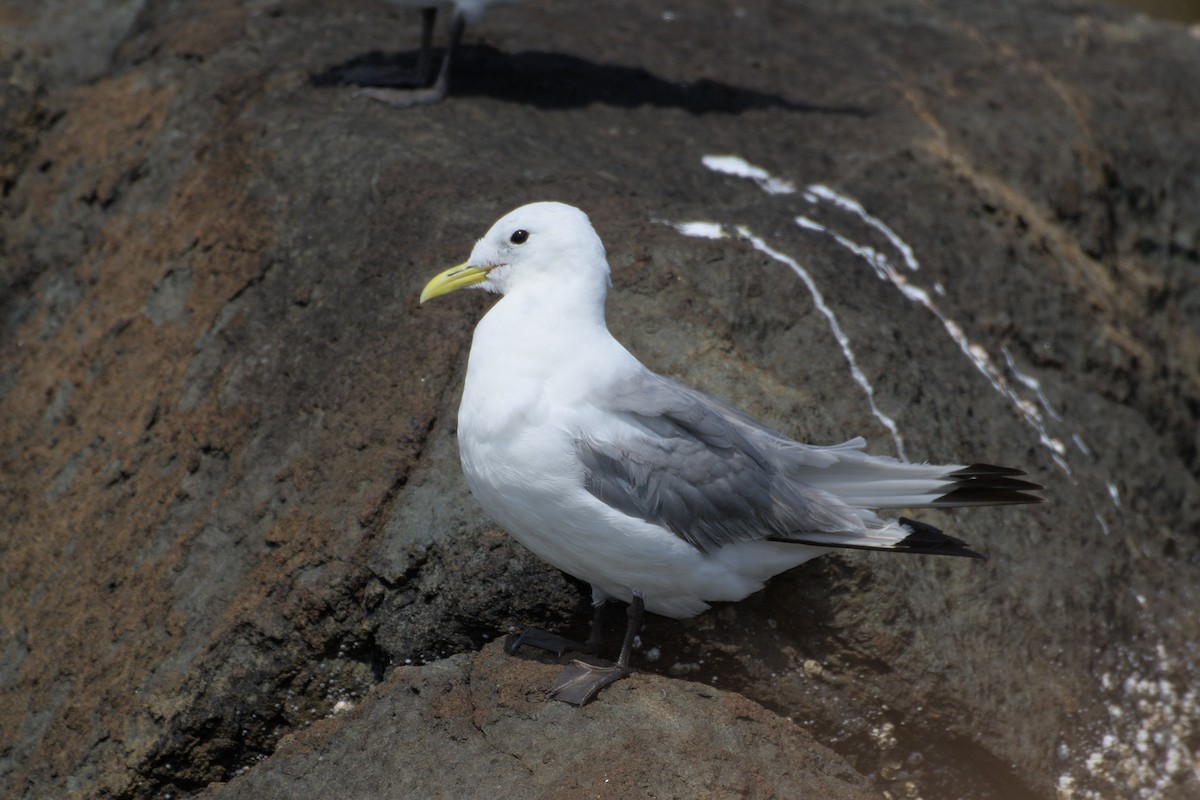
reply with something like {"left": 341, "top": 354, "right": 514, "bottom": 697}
{"left": 419, "top": 262, "right": 492, "bottom": 304}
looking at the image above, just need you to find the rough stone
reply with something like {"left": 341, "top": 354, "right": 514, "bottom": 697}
{"left": 1, "top": 1, "right": 1198, "bottom": 799}
{"left": 198, "top": 640, "right": 875, "bottom": 800}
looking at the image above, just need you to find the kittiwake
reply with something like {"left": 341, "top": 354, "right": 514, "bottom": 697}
{"left": 419, "top": 201, "right": 1044, "bottom": 704}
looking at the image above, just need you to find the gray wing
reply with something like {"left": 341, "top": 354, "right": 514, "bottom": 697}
{"left": 575, "top": 370, "right": 1042, "bottom": 557}
{"left": 575, "top": 371, "right": 860, "bottom": 554}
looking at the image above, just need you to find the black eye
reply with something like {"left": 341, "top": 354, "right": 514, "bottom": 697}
{"left": 509, "top": 229, "right": 529, "bottom": 245}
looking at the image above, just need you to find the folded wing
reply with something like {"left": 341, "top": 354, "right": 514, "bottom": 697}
{"left": 575, "top": 370, "right": 1042, "bottom": 558}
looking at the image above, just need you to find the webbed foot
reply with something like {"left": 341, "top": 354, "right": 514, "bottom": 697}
{"left": 355, "top": 12, "right": 459, "bottom": 109}
{"left": 549, "top": 660, "right": 629, "bottom": 705}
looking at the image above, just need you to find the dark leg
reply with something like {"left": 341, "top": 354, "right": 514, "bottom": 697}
{"left": 415, "top": 7, "right": 436, "bottom": 83}
{"left": 504, "top": 598, "right": 606, "bottom": 658}
{"left": 357, "top": 11, "right": 464, "bottom": 108}
{"left": 549, "top": 593, "right": 644, "bottom": 706}
{"left": 340, "top": 8, "right": 438, "bottom": 89}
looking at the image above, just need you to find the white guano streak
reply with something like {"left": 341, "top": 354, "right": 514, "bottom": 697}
{"left": 1003, "top": 346, "right": 1061, "bottom": 421}
{"left": 736, "top": 227, "right": 908, "bottom": 460}
{"left": 693, "top": 154, "right": 1126, "bottom": 534}
{"left": 804, "top": 185, "right": 920, "bottom": 272}
{"left": 670, "top": 219, "right": 907, "bottom": 458}
{"left": 1071, "top": 433, "right": 1093, "bottom": 459}
{"left": 701, "top": 155, "right": 796, "bottom": 195}
{"left": 796, "top": 200, "right": 1070, "bottom": 475}
{"left": 670, "top": 221, "right": 726, "bottom": 240}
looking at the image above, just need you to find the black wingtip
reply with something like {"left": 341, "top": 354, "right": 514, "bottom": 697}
{"left": 937, "top": 464, "right": 1045, "bottom": 507}
{"left": 775, "top": 517, "right": 988, "bottom": 559}
{"left": 896, "top": 517, "right": 987, "bottom": 560}
{"left": 935, "top": 487, "right": 1045, "bottom": 506}
{"left": 953, "top": 463, "right": 1029, "bottom": 478}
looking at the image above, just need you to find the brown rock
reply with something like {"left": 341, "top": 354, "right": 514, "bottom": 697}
{"left": 1, "top": 1, "right": 1198, "bottom": 799}
{"left": 199, "top": 640, "right": 875, "bottom": 800}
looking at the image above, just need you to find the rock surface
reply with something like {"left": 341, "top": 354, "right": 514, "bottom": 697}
{"left": 2, "top": 1, "right": 1199, "bottom": 799}
{"left": 198, "top": 640, "right": 875, "bottom": 800}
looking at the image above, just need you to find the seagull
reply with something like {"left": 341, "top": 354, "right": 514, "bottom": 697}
{"left": 419, "top": 201, "right": 1044, "bottom": 704}
{"left": 354, "top": 0, "right": 525, "bottom": 108}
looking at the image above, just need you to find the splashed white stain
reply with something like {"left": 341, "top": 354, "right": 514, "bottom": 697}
{"left": 670, "top": 217, "right": 906, "bottom": 457}
{"left": 804, "top": 185, "right": 920, "bottom": 272}
{"left": 1003, "top": 347, "right": 1061, "bottom": 421}
{"left": 690, "top": 155, "right": 1189, "bottom": 800}
{"left": 736, "top": 226, "right": 907, "bottom": 459}
{"left": 1072, "top": 433, "right": 1093, "bottom": 460}
{"left": 671, "top": 221, "right": 726, "bottom": 239}
{"left": 795, "top": 215, "right": 904, "bottom": 283}
{"left": 698, "top": 155, "right": 1071, "bottom": 471}
{"left": 795, "top": 214, "right": 1069, "bottom": 472}
{"left": 701, "top": 155, "right": 796, "bottom": 195}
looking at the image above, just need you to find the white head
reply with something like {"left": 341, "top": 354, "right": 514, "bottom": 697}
{"left": 420, "top": 202, "right": 611, "bottom": 303}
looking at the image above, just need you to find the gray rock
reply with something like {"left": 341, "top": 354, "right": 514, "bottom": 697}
{"left": 1, "top": 1, "right": 1198, "bottom": 799}
{"left": 199, "top": 640, "right": 875, "bottom": 800}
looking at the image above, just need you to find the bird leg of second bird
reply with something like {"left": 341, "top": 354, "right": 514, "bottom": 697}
{"left": 505, "top": 594, "right": 646, "bottom": 705}
{"left": 355, "top": 9, "right": 464, "bottom": 108}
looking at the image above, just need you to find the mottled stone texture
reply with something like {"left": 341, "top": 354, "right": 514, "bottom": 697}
{"left": 200, "top": 640, "right": 876, "bottom": 800}
{"left": 1, "top": 2, "right": 1198, "bottom": 799}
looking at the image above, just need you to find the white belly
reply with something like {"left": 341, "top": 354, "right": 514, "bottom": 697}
{"left": 452, "top": 293, "right": 825, "bottom": 619}
{"left": 457, "top": 404, "right": 825, "bottom": 619}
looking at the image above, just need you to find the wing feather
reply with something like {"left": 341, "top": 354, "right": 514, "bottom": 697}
{"left": 575, "top": 370, "right": 1042, "bottom": 557}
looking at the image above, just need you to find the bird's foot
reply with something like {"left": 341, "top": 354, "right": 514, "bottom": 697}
{"left": 355, "top": 84, "right": 448, "bottom": 109}
{"left": 353, "top": 12, "right": 455, "bottom": 109}
{"left": 549, "top": 660, "right": 629, "bottom": 706}
{"left": 504, "top": 628, "right": 596, "bottom": 658}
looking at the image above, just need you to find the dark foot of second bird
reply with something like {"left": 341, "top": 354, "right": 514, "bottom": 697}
{"left": 354, "top": 84, "right": 448, "bottom": 109}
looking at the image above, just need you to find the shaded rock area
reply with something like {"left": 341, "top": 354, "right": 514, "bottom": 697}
{"left": 198, "top": 640, "right": 875, "bottom": 800}
{"left": 1, "top": 1, "right": 1198, "bottom": 799}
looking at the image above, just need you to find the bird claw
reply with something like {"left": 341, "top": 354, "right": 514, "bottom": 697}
{"left": 549, "top": 660, "right": 629, "bottom": 706}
